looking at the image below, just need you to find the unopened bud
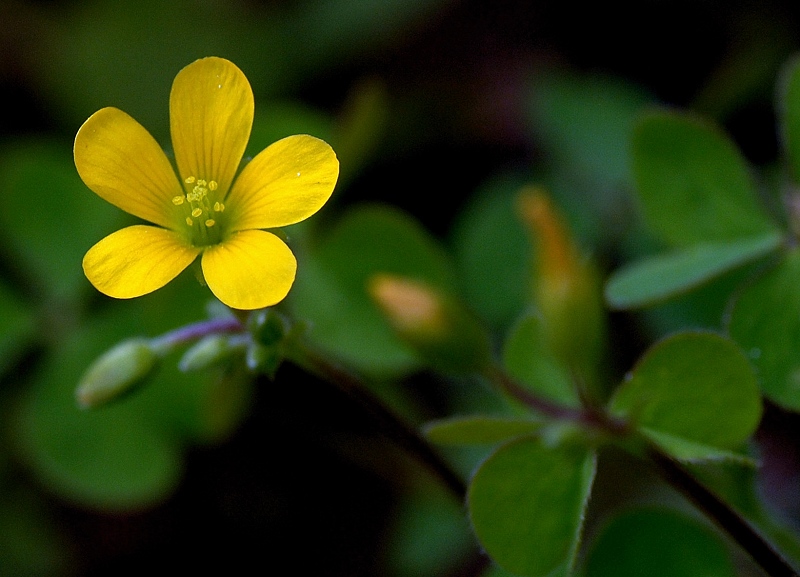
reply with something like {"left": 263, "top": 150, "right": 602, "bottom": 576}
{"left": 517, "top": 188, "right": 606, "bottom": 391}
{"left": 246, "top": 342, "right": 282, "bottom": 377}
{"left": 179, "top": 334, "right": 242, "bottom": 372}
{"left": 76, "top": 339, "right": 158, "bottom": 409}
{"left": 369, "top": 274, "right": 492, "bottom": 374}
{"left": 249, "top": 309, "right": 290, "bottom": 346}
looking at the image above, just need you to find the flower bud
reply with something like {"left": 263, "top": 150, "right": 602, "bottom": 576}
{"left": 368, "top": 274, "right": 492, "bottom": 374}
{"left": 248, "top": 308, "right": 290, "bottom": 346}
{"left": 246, "top": 342, "right": 282, "bottom": 377}
{"left": 75, "top": 339, "right": 159, "bottom": 409}
{"left": 179, "top": 334, "right": 243, "bottom": 372}
{"left": 517, "top": 188, "right": 606, "bottom": 391}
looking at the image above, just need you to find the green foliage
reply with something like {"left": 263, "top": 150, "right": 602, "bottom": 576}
{"left": 778, "top": 54, "right": 800, "bottom": 184}
{"left": 451, "top": 171, "right": 532, "bottom": 329}
{"left": 0, "top": 281, "right": 36, "bottom": 374}
{"left": 727, "top": 248, "right": 800, "bottom": 410}
{"left": 631, "top": 111, "right": 778, "bottom": 247}
{"left": 605, "top": 233, "right": 783, "bottom": 309}
{"left": 386, "top": 487, "right": 476, "bottom": 577}
{"left": 423, "top": 416, "right": 543, "bottom": 445}
{"left": 585, "top": 508, "right": 737, "bottom": 577}
{"left": 8, "top": 5, "right": 800, "bottom": 575}
{"left": 468, "top": 438, "right": 596, "bottom": 577}
{"left": 502, "top": 312, "right": 579, "bottom": 407}
{"left": 610, "top": 332, "right": 762, "bottom": 457}
{"left": 289, "top": 203, "right": 458, "bottom": 376}
{"left": 0, "top": 141, "right": 120, "bottom": 302}
{"left": 16, "top": 299, "right": 250, "bottom": 510}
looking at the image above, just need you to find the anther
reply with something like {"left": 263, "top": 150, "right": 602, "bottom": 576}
{"left": 172, "top": 196, "right": 185, "bottom": 206}
{"left": 213, "top": 202, "right": 225, "bottom": 212}
{"left": 208, "top": 180, "right": 218, "bottom": 191}
{"left": 186, "top": 217, "right": 194, "bottom": 226}
{"left": 185, "top": 176, "right": 196, "bottom": 184}
{"left": 205, "top": 219, "right": 216, "bottom": 227}
{"left": 191, "top": 208, "right": 203, "bottom": 218}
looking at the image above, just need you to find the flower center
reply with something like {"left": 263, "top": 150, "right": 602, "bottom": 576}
{"left": 172, "top": 176, "right": 226, "bottom": 246}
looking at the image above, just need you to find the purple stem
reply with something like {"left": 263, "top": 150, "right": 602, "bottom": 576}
{"left": 150, "top": 316, "right": 245, "bottom": 353}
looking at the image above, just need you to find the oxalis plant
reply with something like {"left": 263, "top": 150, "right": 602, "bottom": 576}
{"left": 58, "top": 54, "right": 800, "bottom": 576}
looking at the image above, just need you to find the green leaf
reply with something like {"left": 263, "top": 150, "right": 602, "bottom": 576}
{"left": 631, "top": 111, "right": 778, "bottom": 246}
{"left": 468, "top": 438, "right": 596, "bottom": 577}
{"left": 0, "top": 281, "right": 36, "bottom": 375}
{"left": 727, "top": 247, "right": 800, "bottom": 410}
{"left": 610, "top": 332, "right": 762, "bottom": 455}
{"left": 15, "top": 276, "right": 243, "bottom": 510}
{"left": 0, "top": 140, "right": 120, "bottom": 301}
{"left": 502, "top": 313, "right": 579, "bottom": 407}
{"left": 641, "top": 428, "right": 756, "bottom": 465}
{"left": 777, "top": 54, "right": 800, "bottom": 184}
{"left": 424, "top": 416, "right": 542, "bottom": 446}
{"left": 16, "top": 314, "right": 182, "bottom": 511}
{"left": 0, "top": 488, "right": 69, "bottom": 577}
{"left": 289, "top": 203, "right": 458, "bottom": 376}
{"left": 585, "top": 508, "right": 737, "bottom": 577}
{"left": 387, "top": 487, "right": 474, "bottom": 577}
{"left": 604, "top": 232, "right": 783, "bottom": 309}
{"left": 451, "top": 171, "right": 532, "bottom": 329}
{"left": 527, "top": 72, "right": 651, "bottom": 190}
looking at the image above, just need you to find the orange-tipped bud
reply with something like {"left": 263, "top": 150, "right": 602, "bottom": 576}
{"left": 517, "top": 188, "right": 607, "bottom": 394}
{"left": 518, "top": 188, "right": 582, "bottom": 302}
{"left": 369, "top": 274, "right": 492, "bottom": 374}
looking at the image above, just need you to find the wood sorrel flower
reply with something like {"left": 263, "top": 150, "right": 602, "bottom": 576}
{"left": 74, "top": 57, "right": 339, "bottom": 310}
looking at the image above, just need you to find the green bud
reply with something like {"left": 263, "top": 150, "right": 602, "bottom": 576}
{"left": 248, "top": 309, "right": 290, "bottom": 346}
{"left": 368, "top": 274, "right": 493, "bottom": 374}
{"left": 245, "top": 342, "right": 282, "bottom": 377}
{"left": 75, "top": 339, "right": 158, "bottom": 409}
{"left": 179, "top": 334, "right": 241, "bottom": 372}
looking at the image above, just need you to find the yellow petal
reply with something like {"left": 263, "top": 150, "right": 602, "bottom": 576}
{"left": 170, "top": 57, "right": 253, "bottom": 196}
{"left": 225, "top": 135, "right": 339, "bottom": 231}
{"left": 74, "top": 107, "right": 184, "bottom": 229}
{"left": 83, "top": 225, "right": 201, "bottom": 299}
{"left": 201, "top": 230, "right": 297, "bottom": 310}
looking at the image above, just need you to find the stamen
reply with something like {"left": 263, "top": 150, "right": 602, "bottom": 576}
{"left": 180, "top": 175, "right": 222, "bottom": 240}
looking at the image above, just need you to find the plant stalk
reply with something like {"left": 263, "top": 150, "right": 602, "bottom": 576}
{"left": 648, "top": 447, "right": 799, "bottom": 577}
{"left": 290, "top": 346, "right": 467, "bottom": 501}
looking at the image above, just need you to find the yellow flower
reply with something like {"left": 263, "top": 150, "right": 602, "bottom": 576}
{"left": 74, "top": 57, "right": 339, "bottom": 310}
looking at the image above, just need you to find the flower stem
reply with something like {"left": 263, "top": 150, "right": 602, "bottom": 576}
{"left": 648, "top": 448, "right": 799, "bottom": 577}
{"left": 484, "top": 364, "right": 627, "bottom": 434}
{"left": 288, "top": 344, "right": 467, "bottom": 501}
{"left": 149, "top": 316, "right": 244, "bottom": 354}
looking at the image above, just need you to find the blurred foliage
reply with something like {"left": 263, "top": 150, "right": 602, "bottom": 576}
{"left": 4, "top": 0, "right": 800, "bottom": 576}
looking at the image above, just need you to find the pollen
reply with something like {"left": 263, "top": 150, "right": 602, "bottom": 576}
{"left": 180, "top": 174, "right": 223, "bottom": 237}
